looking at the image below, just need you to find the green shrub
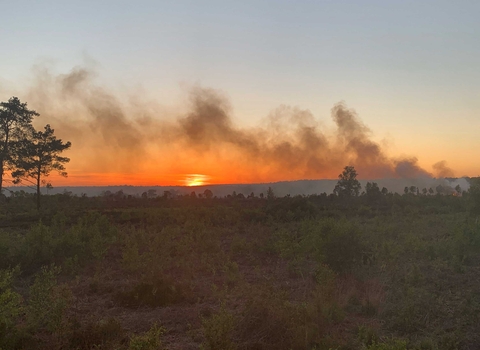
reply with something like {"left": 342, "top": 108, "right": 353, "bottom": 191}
{"left": 27, "top": 264, "right": 71, "bottom": 333}
{"left": 0, "top": 267, "right": 23, "bottom": 349}
{"left": 14, "top": 212, "right": 117, "bottom": 271}
{"left": 201, "top": 304, "right": 236, "bottom": 350}
{"left": 129, "top": 323, "right": 165, "bottom": 350}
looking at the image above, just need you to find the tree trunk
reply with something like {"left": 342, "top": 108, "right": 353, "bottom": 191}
{"left": 0, "top": 162, "right": 3, "bottom": 196}
{"left": 36, "top": 173, "right": 41, "bottom": 210}
{"left": 0, "top": 132, "right": 9, "bottom": 197}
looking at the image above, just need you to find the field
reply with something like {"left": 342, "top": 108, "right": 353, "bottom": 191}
{"left": 1, "top": 188, "right": 480, "bottom": 350}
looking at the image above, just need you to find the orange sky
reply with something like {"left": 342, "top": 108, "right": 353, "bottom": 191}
{"left": 2, "top": 2, "right": 480, "bottom": 188}
{"left": 3, "top": 67, "right": 478, "bottom": 189}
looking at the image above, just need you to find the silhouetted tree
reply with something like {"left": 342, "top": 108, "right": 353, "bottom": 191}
{"left": 404, "top": 187, "right": 409, "bottom": 195}
{"left": 422, "top": 188, "right": 428, "bottom": 196}
{"left": 102, "top": 190, "right": 113, "bottom": 198}
{"left": 0, "top": 97, "right": 39, "bottom": 195}
{"left": 114, "top": 190, "right": 125, "bottom": 200}
{"left": 409, "top": 186, "right": 417, "bottom": 194}
{"left": 381, "top": 187, "right": 389, "bottom": 195}
{"left": 147, "top": 189, "right": 157, "bottom": 199}
{"left": 11, "top": 124, "right": 71, "bottom": 210}
{"left": 333, "top": 166, "right": 361, "bottom": 197}
{"left": 203, "top": 189, "right": 213, "bottom": 199}
{"left": 45, "top": 182, "right": 53, "bottom": 195}
{"left": 428, "top": 187, "right": 434, "bottom": 195}
{"left": 266, "top": 187, "right": 275, "bottom": 200}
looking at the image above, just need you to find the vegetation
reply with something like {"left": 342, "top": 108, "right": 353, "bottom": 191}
{"left": 0, "top": 169, "right": 479, "bottom": 349}
{"left": 2, "top": 95, "right": 480, "bottom": 349}
{"left": 0, "top": 97, "right": 39, "bottom": 195}
{"left": 11, "top": 124, "right": 71, "bottom": 210}
{"left": 334, "top": 165, "right": 361, "bottom": 197}
{"left": 0, "top": 97, "right": 71, "bottom": 209}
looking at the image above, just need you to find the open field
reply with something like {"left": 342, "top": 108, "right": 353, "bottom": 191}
{"left": 1, "top": 187, "right": 480, "bottom": 350}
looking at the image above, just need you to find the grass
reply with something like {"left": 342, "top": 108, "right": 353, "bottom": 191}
{"left": 0, "top": 188, "right": 479, "bottom": 349}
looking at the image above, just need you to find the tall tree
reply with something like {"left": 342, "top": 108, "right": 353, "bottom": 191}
{"left": 0, "top": 97, "right": 39, "bottom": 195}
{"left": 334, "top": 166, "right": 361, "bottom": 197}
{"left": 11, "top": 124, "right": 71, "bottom": 210}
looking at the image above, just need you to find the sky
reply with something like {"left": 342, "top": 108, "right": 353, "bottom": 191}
{"left": 1, "top": 0, "right": 479, "bottom": 186}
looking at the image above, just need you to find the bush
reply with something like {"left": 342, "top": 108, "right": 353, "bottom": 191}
{"left": 129, "top": 323, "right": 165, "bottom": 350}
{"left": 0, "top": 267, "right": 23, "bottom": 349}
{"left": 201, "top": 304, "right": 236, "bottom": 350}
{"left": 27, "top": 264, "right": 71, "bottom": 333}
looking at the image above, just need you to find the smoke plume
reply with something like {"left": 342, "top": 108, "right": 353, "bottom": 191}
{"left": 8, "top": 65, "right": 456, "bottom": 185}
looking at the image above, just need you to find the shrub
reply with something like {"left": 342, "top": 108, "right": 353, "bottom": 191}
{"left": 0, "top": 267, "right": 23, "bottom": 349}
{"left": 27, "top": 264, "right": 71, "bottom": 333}
{"left": 201, "top": 304, "right": 236, "bottom": 350}
{"left": 129, "top": 323, "right": 165, "bottom": 350}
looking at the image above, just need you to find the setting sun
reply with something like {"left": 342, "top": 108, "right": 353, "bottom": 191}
{"left": 183, "top": 174, "right": 210, "bottom": 187}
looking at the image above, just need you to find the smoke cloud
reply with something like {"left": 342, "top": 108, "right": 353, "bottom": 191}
{"left": 433, "top": 161, "right": 455, "bottom": 178}
{"left": 10, "top": 65, "right": 457, "bottom": 185}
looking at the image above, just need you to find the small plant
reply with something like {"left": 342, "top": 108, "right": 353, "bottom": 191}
{"left": 357, "top": 325, "right": 379, "bottom": 347}
{"left": 129, "top": 323, "right": 165, "bottom": 350}
{"left": 201, "top": 304, "right": 236, "bottom": 350}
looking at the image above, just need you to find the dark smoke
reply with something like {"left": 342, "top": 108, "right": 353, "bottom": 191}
{"left": 433, "top": 160, "right": 455, "bottom": 178}
{"left": 26, "top": 66, "right": 149, "bottom": 173}
{"left": 175, "top": 91, "right": 442, "bottom": 180}
{"left": 14, "top": 65, "right": 454, "bottom": 183}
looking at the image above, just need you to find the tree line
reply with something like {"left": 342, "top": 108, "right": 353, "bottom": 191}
{"left": 0, "top": 97, "right": 71, "bottom": 209}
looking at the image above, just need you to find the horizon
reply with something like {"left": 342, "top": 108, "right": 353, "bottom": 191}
{"left": 4, "top": 177, "right": 471, "bottom": 199}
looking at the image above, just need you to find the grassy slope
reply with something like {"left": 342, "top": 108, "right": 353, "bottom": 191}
{"left": 1, "top": 193, "right": 479, "bottom": 350}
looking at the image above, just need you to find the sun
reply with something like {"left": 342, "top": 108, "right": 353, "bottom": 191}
{"left": 183, "top": 174, "right": 210, "bottom": 187}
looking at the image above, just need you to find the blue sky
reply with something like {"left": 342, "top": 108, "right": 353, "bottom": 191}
{"left": 2, "top": 0, "right": 479, "bottom": 176}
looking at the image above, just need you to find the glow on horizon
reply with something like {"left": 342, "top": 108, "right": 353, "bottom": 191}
{"left": 183, "top": 174, "right": 211, "bottom": 187}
